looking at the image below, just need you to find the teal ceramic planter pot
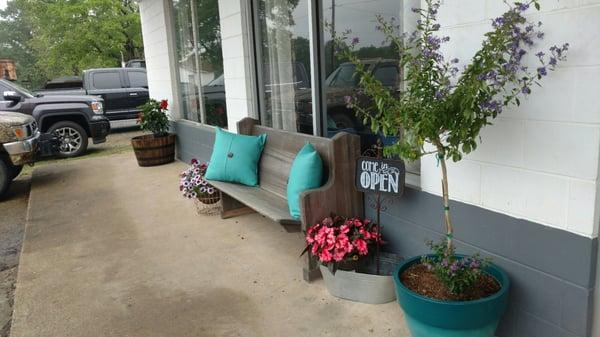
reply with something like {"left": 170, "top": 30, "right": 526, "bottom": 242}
{"left": 393, "top": 255, "right": 509, "bottom": 337}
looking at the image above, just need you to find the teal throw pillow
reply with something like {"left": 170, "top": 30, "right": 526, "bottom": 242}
{"left": 287, "top": 143, "right": 323, "bottom": 219}
{"left": 205, "top": 128, "right": 267, "bottom": 186}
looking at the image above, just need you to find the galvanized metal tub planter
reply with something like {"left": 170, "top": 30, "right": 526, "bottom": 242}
{"left": 393, "top": 255, "right": 509, "bottom": 337}
{"left": 320, "top": 252, "right": 402, "bottom": 304}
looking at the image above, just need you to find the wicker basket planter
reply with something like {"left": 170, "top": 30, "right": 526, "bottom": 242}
{"left": 131, "top": 134, "right": 176, "bottom": 167}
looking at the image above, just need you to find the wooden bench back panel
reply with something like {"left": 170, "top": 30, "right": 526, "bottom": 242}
{"left": 248, "top": 124, "right": 333, "bottom": 199}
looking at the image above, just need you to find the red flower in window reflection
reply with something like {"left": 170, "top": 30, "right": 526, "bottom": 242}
{"left": 159, "top": 99, "right": 168, "bottom": 110}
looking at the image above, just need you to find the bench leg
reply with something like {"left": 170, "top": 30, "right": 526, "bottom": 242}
{"left": 303, "top": 254, "right": 321, "bottom": 282}
{"left": 220, "top": 193, "right": 256, "bottom": 219}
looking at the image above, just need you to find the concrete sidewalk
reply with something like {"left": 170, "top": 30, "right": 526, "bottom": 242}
{"left": 10, "top": 153, "right": 408, "bottom": 337}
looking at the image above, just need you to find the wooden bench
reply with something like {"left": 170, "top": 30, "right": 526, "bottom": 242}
{"left": 203, "top": 118, "right": 363, "bottom": 281}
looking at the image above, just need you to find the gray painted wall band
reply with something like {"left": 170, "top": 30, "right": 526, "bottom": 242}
{"left": 174, "top": 120, "right": 598, "bottom": 337}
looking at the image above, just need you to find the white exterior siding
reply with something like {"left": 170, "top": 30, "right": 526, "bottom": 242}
{"left": 420, "top": 0, "right": 600, "bottom": 238}
{"left": 139, "top": 0, "right": 180, "bottom": 119}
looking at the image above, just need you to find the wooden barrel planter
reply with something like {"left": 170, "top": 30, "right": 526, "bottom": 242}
{"left": 131, "top": 134, "right": 176, "bottom": 167}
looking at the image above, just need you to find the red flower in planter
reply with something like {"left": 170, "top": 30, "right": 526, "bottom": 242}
{"left": 159, "top": 99, "right": 168, "bottom": 110}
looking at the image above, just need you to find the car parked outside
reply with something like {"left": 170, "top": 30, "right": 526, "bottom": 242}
{"left": 0, "top": 79, "right": 110, "bottom": 158}
{"left": 37, "top": 68, "right": 149, "bottom": 121}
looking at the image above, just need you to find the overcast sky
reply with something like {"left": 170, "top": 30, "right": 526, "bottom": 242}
{"left": 0, "top": 0, "right": 6, "bottom": 10}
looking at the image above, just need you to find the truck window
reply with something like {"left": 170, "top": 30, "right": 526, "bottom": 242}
{"left": 92, "top": 72, "right": 122, "bottom": 90}
{"left": 373, "top": 65, "right": 398, "bottom": 87}
{"left": 127, "top": 71, "right": 147, "bottom": 88}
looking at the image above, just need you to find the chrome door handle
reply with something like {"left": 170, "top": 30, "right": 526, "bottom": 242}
{"left": 129, "top": 93, "right": 138, "bottom": 96}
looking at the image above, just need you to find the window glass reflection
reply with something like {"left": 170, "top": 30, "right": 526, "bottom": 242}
{"left": 256, "top": 0, "right": 313, "bottom": 134}
{"left": 323, "top": 0, "right": 400, "bottom": 147}
{"left": 173, "top": 0, "right": 227, "bottom": 128}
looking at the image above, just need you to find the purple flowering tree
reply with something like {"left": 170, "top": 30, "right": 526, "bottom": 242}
{"left": 337, "top": 0, "right": 568, "bottom": 292}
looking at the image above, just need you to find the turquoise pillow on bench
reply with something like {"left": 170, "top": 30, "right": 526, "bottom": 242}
{"left": 205, "top": 128, "right": 267, "bottom": 187}
{"left": 287, "top": 143, "right": 323, "bottom": 219}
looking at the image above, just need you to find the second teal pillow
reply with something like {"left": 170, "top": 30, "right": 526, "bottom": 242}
{"left": 287, "top": 143, "right": 323, "bottom": 219}
{"left": 205, "top": 128, "right": 267, "bottom": 186}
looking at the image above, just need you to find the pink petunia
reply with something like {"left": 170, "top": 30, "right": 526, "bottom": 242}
{"left": 319, "top": 249, "right": 333, "bottom": 263}
{"left": 333, "top": 248, "right": 347, "bottom": 262}
{"left": 353, "top": 238, "right": 368, "bottom": 255}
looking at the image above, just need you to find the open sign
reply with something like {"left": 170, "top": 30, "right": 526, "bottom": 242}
{"left": 355, "top": 157, "right": 405, "bottom": 196}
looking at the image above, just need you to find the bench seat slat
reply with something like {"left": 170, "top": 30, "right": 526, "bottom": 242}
{"left": 208, "top": 180, "right": 300, "bottom": 225}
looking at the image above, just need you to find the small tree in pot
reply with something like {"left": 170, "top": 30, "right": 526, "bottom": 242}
{"left": 132, "top": 99, "right": 176, "bottom": 167}
{"left": 336, "top": 0, "right": 568, "bottom": 335}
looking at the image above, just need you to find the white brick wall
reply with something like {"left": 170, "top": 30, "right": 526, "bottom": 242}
{"left": 139, "top": 0, "right": 180, "bottom": 119}
{"left": 421, "top": 0, "right": 600, "bottom": 238}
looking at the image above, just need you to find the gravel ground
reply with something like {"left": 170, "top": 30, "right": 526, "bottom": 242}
{"left": 0, "top": 122, "right": 143, "bottom": 337}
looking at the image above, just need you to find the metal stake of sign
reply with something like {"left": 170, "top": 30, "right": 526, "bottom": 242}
{"left": 375, "top": 139, "right": 383, "bottom": 275}
{"left": 357, "top": 138, "right": 405, "bottom": 275}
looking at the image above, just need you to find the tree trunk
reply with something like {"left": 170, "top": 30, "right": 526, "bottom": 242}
{"left": 437, "top": 149, "right": 454, "bottom": 251}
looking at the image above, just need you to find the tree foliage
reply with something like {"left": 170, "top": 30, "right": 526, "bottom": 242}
{"left": 0, "top": 0, "right": 143, "bottom": 89}
{"left": 336, "top": 0, "right": 568, "bottom": 270}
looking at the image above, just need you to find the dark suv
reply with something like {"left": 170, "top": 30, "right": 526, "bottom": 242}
{"left": 0, "top": 79, "right": 110, "bottom": 157}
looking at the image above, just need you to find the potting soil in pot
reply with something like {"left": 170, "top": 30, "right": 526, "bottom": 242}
{"left": 400, "top": 263, "right": 501, "bottom": 301}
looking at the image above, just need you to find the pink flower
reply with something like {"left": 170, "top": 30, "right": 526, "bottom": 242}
{"left": 319, "top": 249, "right": 333, "bottom": 263}
{"left": 191, "top": 158, "right": 198, "bottom": 165}
{"left": 353, "top": 238, "right": 368, "bottom": 255}
{"left": 333, "top": 248, "right": 347, "bottom": 261}
{"left": 353, "top": 218, "right": 364, "bottom": 227}
{"left": 359, "top": 228, "right": 371, "bottom": 240}
{"left": 335, "top": 233, "right": 349, "bottom": 248}
{"left": 339, "top": 224, "right": 350, "bottom": 235}
{"left": 311, "top": 244, "right": 320, "bottom": 255}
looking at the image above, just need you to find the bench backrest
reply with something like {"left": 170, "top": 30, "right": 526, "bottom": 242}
{"left": 238, "top": 119, "right": 333, "bottom": 199}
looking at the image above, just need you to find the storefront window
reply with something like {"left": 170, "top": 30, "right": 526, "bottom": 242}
{"left": 323, "top": 0, "right": 400, "bottom": 147}
{"left": 255, "top": 0, "right": 313, "bottom": 134}
{"left": 173, "top": 0, "right": 227, "bottom": 128}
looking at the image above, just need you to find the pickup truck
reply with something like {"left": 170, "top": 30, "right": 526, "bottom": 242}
{"left": 0, "top": 111, "right": 41, "bottom": 197}
{"left": 37, "top": 67, "right": 149, "bottom": 121}
{"left": 0, "top": 79, "right": 110, "bottom": 158}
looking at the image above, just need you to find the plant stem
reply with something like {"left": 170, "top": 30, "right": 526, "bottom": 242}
{"left": 436, "top": 144, "right": 454, "bottom": 251}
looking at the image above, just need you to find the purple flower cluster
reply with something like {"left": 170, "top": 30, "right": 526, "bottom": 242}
{"left": 473, "top": 3, "right": 569, "bottom": 115}
{"left": 179, "top": 159, "right": 216, "bottom": 199}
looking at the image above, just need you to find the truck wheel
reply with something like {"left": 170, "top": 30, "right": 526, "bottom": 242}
{"left": 49, "top": 121, "right": 89, "bottom": 158}
{"left": 330, "top": 112, "right": 356, "bottom": 131}
{"left": 0, "top": 159, "right": 10, "bottom": 198}
{"left": 9, "top": 164, "right": 23, "bottom": 180}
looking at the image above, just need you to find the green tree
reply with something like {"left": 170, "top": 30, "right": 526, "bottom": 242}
{"left": 0, "top": 0, "right": 143, "bottom": 89}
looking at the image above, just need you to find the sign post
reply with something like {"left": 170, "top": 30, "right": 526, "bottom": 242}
{"left": 355, "top": 139, "right": 405, "bottom": 274}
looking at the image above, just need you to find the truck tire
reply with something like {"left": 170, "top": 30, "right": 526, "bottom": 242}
{"left": 0, "top": 158, "right": 10, "bottom": 198}
{"left": 9, "top": 164, "right": 23, "bottom": 180}
{"left": 330, "top": 112, "right": 357, "bottom": 131}
{"left": 49, "top": 121, "right": 89, "bottom": 158}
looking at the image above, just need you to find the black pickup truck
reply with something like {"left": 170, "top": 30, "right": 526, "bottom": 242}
{"left": 38, "top": 68, "right": 149, "bottom": 121}
{"left": 0, "top": 79, "right": 110, "bottom": 158}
